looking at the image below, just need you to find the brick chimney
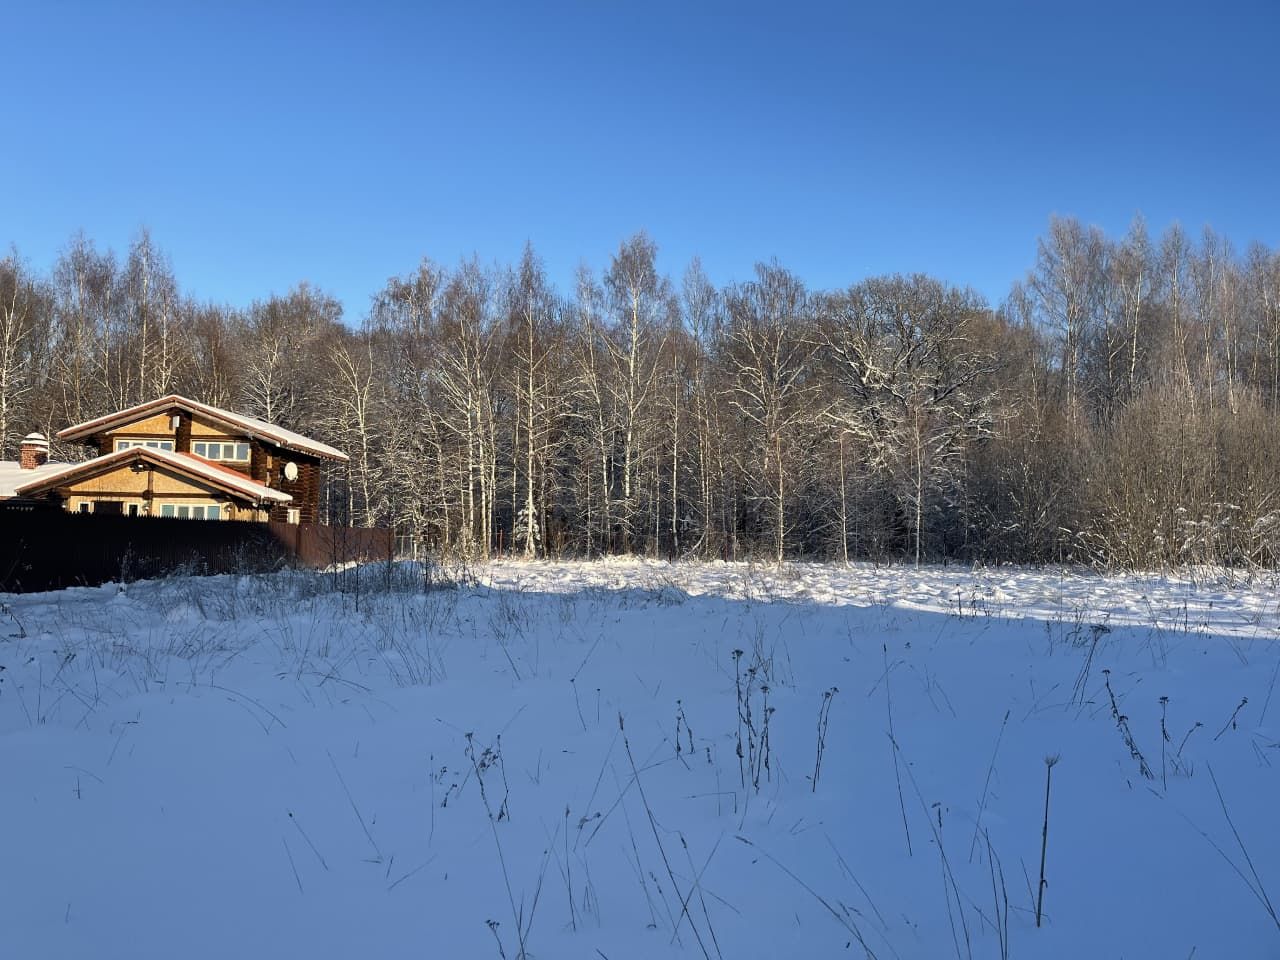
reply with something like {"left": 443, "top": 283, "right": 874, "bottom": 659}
{"left": 19, "top": 433, "right": 50, "bottom": 470}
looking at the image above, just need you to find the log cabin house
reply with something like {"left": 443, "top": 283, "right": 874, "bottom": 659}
{"left": 0, "top": 396, "right": 348, "bottom": 523}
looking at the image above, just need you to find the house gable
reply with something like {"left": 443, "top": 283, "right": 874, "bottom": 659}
{"left": 15, "top": 447, "right": 291, "bottom": 522}
{"left": 59, "top": 396, "right": 348, "bottom": 462}
{"left": 97, "top": 410, "right": 254, "bottom": 460}
{"left": 59, "top": 461, "right": 263, "bottom": 520}
{"left": 107, "top": 412, "right": 180, "bottom": 440}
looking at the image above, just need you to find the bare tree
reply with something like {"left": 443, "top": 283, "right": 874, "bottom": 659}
{"left": 1029, "top": 216, "right": 1106, "bottom": 419}
{"left": 1112, "top": 217, "right": 1154, "bottom": 401}
{"left": 504, "top": 245, "right": 561, "bottom": 557}
{"left": 327, "top": 334, "right": 385, "bottom": 525}
{"left": 823, "top": 276, "right": 1000, "bottom": 565}
{"left": 241, "top": 283, "right": 342, "bottom": 428}
{"left": 435, "top": 261, "right": 500, "bottom": 557}
{"left": 368, "top": 259, "right": 449, "bottom": 546}
{"left": 1157, "top": 223, "right": 1195, "bottom": 390}
{"left": 0, "top": 253, "right": 51, "bottom": 457}
{"left": 604, "top": 232, "right": 670, "bottom": 552}
{"left": 121, "top": 229, "right": 183, "bottom": 400}
{"left": 569, "top": 266, "right": 617, "bottom": 554}
{"left": 1243, "top": 243, "right": 1280, "bottom": 407}
{"left": 50, "top": 233, "right": 116, "bottom": 427}
{"left": 679, "top": 258, "right": 721, "bottom": 557}
{"left": 185, "top": 304, "right": 244, "bottom": 407}
{"left": 723, "top": 263, "right": 820, "bottom": 563}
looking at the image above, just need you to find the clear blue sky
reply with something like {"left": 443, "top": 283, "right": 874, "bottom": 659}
{"left": 4, "top": 0, "right": 1277, "bottom": 321}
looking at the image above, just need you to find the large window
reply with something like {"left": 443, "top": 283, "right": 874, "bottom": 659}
{"left": 158, "top": 504, "right": 222, "bottom": 520}
{"left": 193, "top": 441, "right": 250, "bottom": 462}
{"left": 115, "top": 439, "right": 175, "bottom": 452}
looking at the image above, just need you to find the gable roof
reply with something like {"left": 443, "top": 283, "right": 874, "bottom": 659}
{"left": 57, "top": 395, "right": 348, "bottom": 462}
{"left": 13, "top": 447, "right": 293, "bottom": 505}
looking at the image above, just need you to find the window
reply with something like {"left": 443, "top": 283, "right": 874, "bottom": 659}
{"left": 78, "top": 502, "right": 91, "bottom": 514}
{"left": 157, "top": 503, "right": 222, "bottom": 520}
{"left": 286, "top": 508, "right": 301, "bottom": 525}
{"left": 128, "top": 504, "right": 140, "bottom": 517}
{"left": 193, "top": 441, "right": 250, "bottom": 462}
{"left": 115, "top": 439, "right": 174, "bottom": 452}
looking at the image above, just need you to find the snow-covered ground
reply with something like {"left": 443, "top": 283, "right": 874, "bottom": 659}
{"left": 2, "top": 559, "right": 1278, "bottom": 958}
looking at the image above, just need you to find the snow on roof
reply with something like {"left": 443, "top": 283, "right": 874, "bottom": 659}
{"left": 0, "top": 460, "right": 71, "bottom": 499}
{"left": 57, "top": 395, "right": 349, "bottom": 462}
{"left": 12, "top": 448, "right": 293, "bottom": 505}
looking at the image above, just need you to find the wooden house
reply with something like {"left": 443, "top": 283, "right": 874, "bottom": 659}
{"left": 7, "top": 396, "right": 348, "bottom": 523}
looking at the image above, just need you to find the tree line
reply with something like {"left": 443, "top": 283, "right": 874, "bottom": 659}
{"left": 2, "top": 218, "right": 1278, "bottom": 568}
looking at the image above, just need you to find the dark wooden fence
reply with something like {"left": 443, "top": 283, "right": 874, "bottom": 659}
{"left": 265, "top": 521, "right": 395, "bottom": 569}
{"left": 0, "top": 501, "right": 393, "bottom": 593}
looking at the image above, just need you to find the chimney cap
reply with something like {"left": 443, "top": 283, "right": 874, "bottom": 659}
{"left": 21, "top": 432, "right": 49, "bottom": 448}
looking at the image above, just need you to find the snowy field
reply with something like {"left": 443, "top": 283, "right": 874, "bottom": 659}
{"left": 2, "top": 559, "right": 1279, "bottom": 959}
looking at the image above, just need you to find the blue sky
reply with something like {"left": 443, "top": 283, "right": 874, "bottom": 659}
{"left": 3, "top": 0, "right": 1277, "bottom": 320}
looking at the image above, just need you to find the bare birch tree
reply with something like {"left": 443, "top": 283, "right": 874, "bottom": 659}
{"left": 723, "top": 263, "right": 820, "bottom": 563}
{"left": 0, "top": 253, "right": 51, "bottom": 457}
{"left": 604, "top": 232, "right": 669, "bottom": 551}
{"left": 1029, "top": 216, "right": 1105, "bottom": 419}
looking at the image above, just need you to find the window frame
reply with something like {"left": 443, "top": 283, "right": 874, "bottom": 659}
{"left": 156, "top": 502, "right": 224, "bottom": 520}
{"left": 193, "top": 440, "right": 251, "bottom": 462}
{"left": 114, "top": 439, "right": 175, "bottom": 452}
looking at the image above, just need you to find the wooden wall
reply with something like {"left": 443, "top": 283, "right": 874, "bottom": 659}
{"left": 76, "top": 407, "right": 331, "bottom": 522}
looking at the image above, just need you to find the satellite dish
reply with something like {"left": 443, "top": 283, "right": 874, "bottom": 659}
{"left": 283, "top": 461, "right": 299, "bottom": 482}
